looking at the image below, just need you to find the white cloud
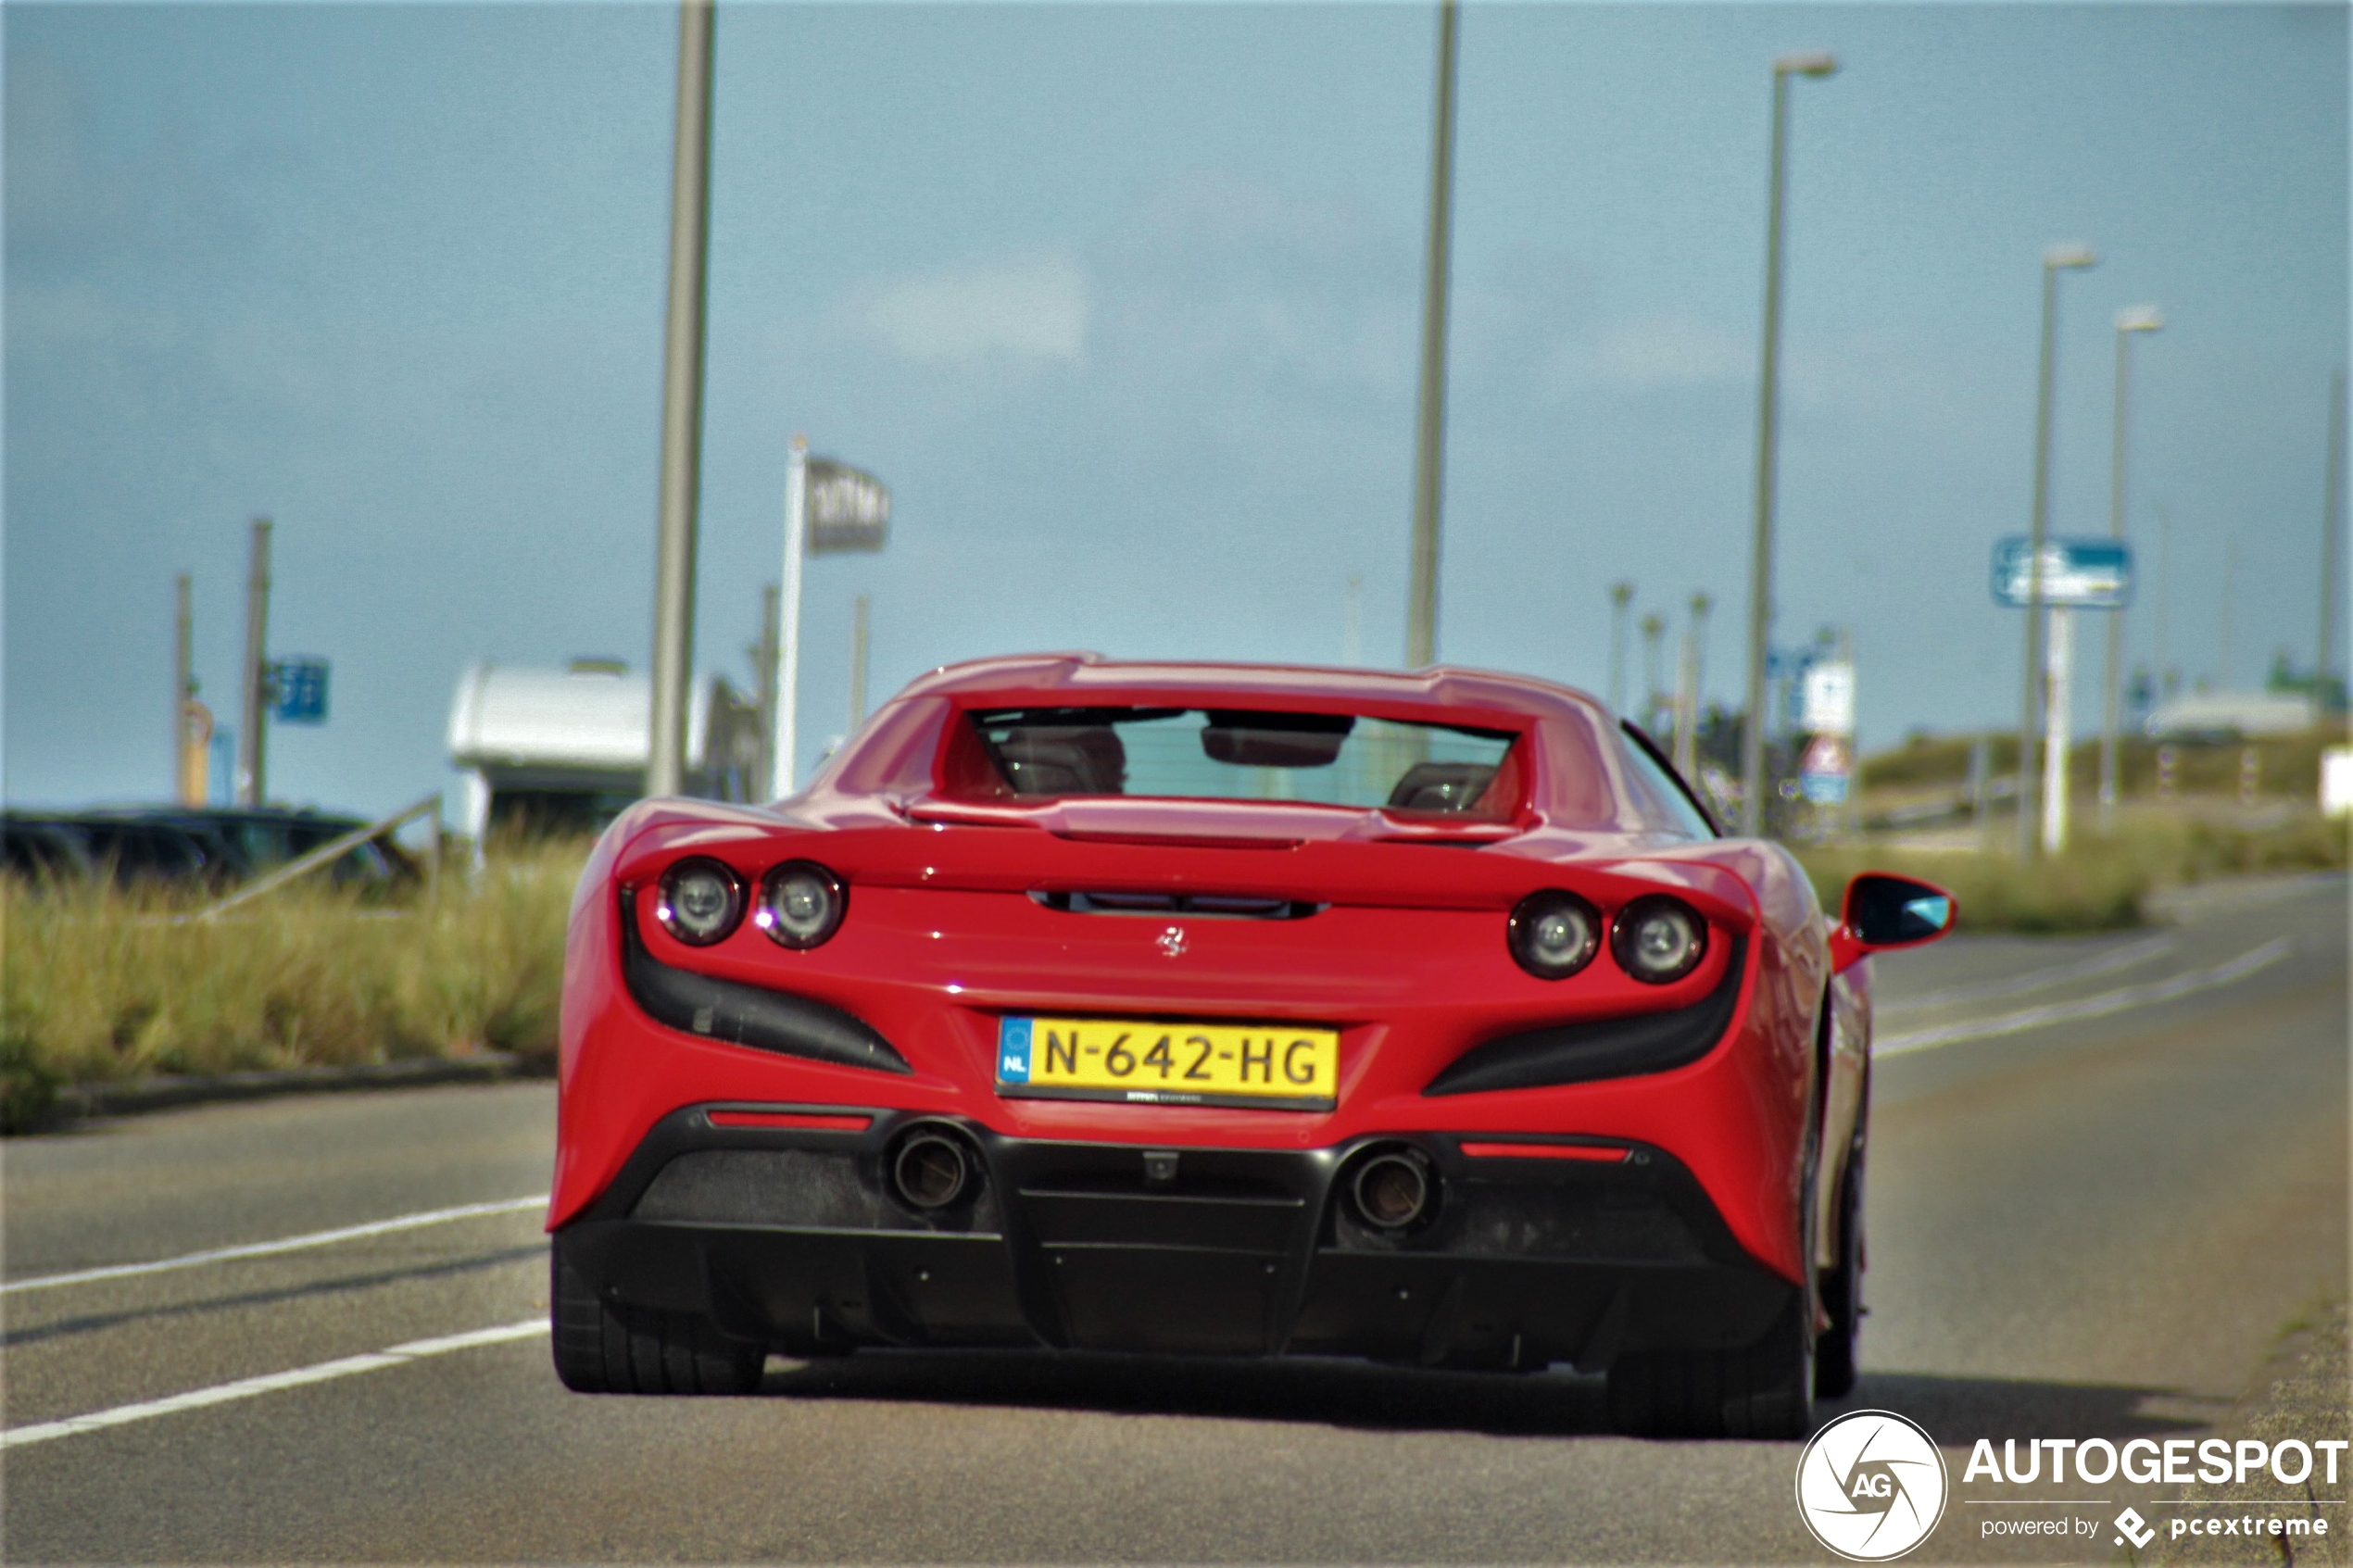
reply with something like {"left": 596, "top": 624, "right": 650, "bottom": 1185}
{"left": 1591, "top": 314, "right": 1752, "bottom": 390}
{"left": 857, "top": 252, "right": 1088, "bottom": 365}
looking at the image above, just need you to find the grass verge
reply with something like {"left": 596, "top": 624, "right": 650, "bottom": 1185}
{"left": 1, "top": 839, "right": 586, "bottom": 1132}
{"left": 1798, "top": 809, "right": 2348, "bottom": 935}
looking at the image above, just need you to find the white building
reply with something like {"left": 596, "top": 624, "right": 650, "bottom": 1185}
{"left": 2144, "top": 691, "right": 2318, "bottom": 741}
{"left": 446, "top": 661, "right": 763, "bottom": 839}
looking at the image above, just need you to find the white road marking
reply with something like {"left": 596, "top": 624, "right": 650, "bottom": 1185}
{"left": 0, "top": 1317, "right": 548, "bottom": 1449}
{"left": 1, "top": 1196, "right": 548, "bottom": 1296}
{"left": 1874, "top": 938, "right": 2296, "bottom": 1057}
{"left": 1877, "top": 935, "right": 2177, "bottom": 1015}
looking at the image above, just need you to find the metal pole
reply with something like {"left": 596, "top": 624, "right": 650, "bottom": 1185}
{"left": 849, "top": 593, "right": 871, "bottom": 732}
{"left": 1640, "top": 612, "right": 1666, "bottom": 733}
{"left": 1688, "top": 591, "right": 1712, "bottom": 750}
{"left": 1740, "top": 69, "right": 1791, "bottom": 839}
{"left": 1607, "top": 582, "right": 1633, "bottom": 713}
{"left": 1404, "top": 0, "right": 1458, "bottom": 671}
{"left": 1739, "top": 54, "right": 1833, "bottom": 838}
{"left": 1839, "top": 624, "right": 1859, "bottom": 842}
{"left": 1672, "top": 622, "right": 1700, "bottom": 778}
{"left": 1969, "top": 732, "right": 1991, "bottom": 849}
{"left": 2101, "top": 307, "right": 2159, "bottom": 832}
{"left": 2043, "top": 604, "right": 2072, "bottom": 854}
{"left": 2321, "top": 370, "right": 2346, "bottom": 705}
{"left": 2100, "top": 325, "right": 2131, "bottom": 831}
{"left": 771, "top": 435, "right": 809, "bottom": 798}
{"left": 174, "top": 572, "right": 193, "bottom": 803}
{"left": 647, "top": 0, "right": 716, "bottom": 800}
{"left": 2155, "top": 501, "right": 2173, "bottom": 690}
{"left": 753, "top": 583, "right": 779, "bottom": 795}
{"left": 2220, "top": 536, "right": 2236, "bottom": 688}
{"left": 236, "top": 517, "right": 271, "bottom": 808}
{"left": 2017, "top": 248, "right": 2095, "bottom": 856}
{"left": 2016, "top": 263, "right": 2057, "bottom": 858}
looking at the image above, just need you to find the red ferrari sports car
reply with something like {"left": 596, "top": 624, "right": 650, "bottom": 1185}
{"left": 547, "top": 655, "right": 1953, "bottom": 1436}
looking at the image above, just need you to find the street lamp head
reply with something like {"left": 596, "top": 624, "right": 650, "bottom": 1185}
{"left": 2045, "top": 243, "right": 2098, "bottom": 270}
{"left": 1775, "top": 51, "right": 1839, "bottom": 78}
{"left": 2116, "top": 305, "right": 2164, "bottom": 333}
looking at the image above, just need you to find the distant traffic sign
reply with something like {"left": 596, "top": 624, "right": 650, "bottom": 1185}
{"left": 805, "top": 459, "right": 890, "bottom": 554}
{"left": 269, "top": 658, "right": 330, "bottom": 724}
{"left": 1800, "top": 660, "right": 1856, "bottom": 736}
{"left": 1798, "top": 734, "right": 1852, "bottom": 804}
{"left": 1992, "top": 538, "right": 2133, "bottom": 608}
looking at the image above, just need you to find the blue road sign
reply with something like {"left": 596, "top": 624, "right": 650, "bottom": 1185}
{"left": 269, "top": 658, "right": 330, "bottom": 724}
{"left": 1992, "top": 538, "right": 2133, "bottom": 608}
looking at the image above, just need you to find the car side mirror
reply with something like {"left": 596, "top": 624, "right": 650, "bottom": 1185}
{"left": 1830, "top": 872, "right": 1957, "bottom": 974}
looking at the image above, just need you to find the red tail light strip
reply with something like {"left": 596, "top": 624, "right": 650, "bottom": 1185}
{"left": 1457, "top": 1140, "right": 1629, "bottom": 1162}
{"left": 708, "top": 1110, "right": 874, "bottom": 1132}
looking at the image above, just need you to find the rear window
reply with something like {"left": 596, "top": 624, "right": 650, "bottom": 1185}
{"left": 960, "top": 707, "right": 1524, "bottom": 817}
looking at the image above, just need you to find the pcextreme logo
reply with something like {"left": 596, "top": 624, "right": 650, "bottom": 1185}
{"left": 1795, "top": 1410, "right": 1951, "bottom": 1562}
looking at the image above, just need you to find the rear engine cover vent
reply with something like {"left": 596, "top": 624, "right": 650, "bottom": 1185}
{"left": 1031, "top": 890, "right": 1323, "bottom": 920}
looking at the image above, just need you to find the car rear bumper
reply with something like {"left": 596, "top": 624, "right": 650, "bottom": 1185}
{"left": 554, "top": 1106, "right": 1794, "bottom": 1369}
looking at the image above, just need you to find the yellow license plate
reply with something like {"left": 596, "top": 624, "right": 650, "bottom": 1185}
{"left": 995, "top": 1016, "right": 1339, "bottom": 1110}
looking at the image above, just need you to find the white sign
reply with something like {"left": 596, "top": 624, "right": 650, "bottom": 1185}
{"left": 2323, "top": 746, "right": 2353, "bottom": 817}
{"left": 1992, "top": 538, "right": 2133, "bottom": 608}
{"left": 1801, "top": 660, "right": 1856, "bottom": 737}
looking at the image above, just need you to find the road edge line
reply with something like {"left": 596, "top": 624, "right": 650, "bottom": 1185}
{"left": 1873, "top": 938, "right": 2296, "bottom": 1058}
{"left": 0, "top": 1318, "right": 548, "bottom": 1449}
{"left": 1, "top": 1196, "right": 550, "bottom": 1297}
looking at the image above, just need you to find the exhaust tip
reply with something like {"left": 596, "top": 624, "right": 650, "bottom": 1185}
{"left": 1350, "top": 1148, "right": 1437, "bottom": 1231}
{"left": 891, "top": 1130, "right": 974, "bottom": 1210}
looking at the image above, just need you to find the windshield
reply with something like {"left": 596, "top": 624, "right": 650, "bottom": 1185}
{"left": 963, "top": 707, "right": 1522, "bottom": 817}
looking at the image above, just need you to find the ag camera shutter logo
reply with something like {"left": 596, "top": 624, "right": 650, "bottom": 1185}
{"left": 1794, "top": 1410, "right": 1949, "bottom": 1561}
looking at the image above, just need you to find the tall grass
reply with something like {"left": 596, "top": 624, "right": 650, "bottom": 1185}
{"left": 2, "top": 839, "right": 587, "bottom": 1131}
{"left": 1798, "top": 809, "right": 2348, "bottom": 935}
{"left": 5, "top": 808, "right": 2343, "bottom": 1131}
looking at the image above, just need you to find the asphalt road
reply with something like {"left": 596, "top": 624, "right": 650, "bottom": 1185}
{"left": 5, "top": 872, "right": 2344, "bottom": 1563}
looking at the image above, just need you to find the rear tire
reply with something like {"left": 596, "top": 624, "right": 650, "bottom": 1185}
{"left": 1605, "top": 1294, "right": 1816, "bottom": 1438}
{"left": 550, "top": 1240, "right": 765, "bottom": 1396}
{"left": 1814, "top": 1138, "right": 1865, "bottom": 1400}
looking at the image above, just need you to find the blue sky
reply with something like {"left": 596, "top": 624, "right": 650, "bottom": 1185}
{"left": 6, "top": 2, "right": 2346, "bottom": 815}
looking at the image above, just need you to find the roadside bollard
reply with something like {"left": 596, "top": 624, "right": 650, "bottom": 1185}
{"left": 2157, "top": 746, "right": 2176, "bottom": 801}
{"left": 2240, "top": 746, "right": 2259, "bottom": 807}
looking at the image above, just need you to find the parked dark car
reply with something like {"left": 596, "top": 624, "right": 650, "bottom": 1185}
{"left": 3, "top": 806, "right": 419, "bottom": 892}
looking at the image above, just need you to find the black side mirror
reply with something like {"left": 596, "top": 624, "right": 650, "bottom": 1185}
{"left": 1831, "top": 872, "right": 1957, "bottom": 972}
{"left": 1848, "top": 874, "right": 1955, "bottom": 943}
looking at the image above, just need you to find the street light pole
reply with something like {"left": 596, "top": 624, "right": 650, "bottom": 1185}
{"left": 1404, "top": 0, "right": 1459, "bottom": 670}
{"left": 2100, "top": 305, "right": 2161, "bottom": 833}
{"left": 849, "top": 593, "right": 871, "bottom": 732}
{"left": 2321, "top": 370, "right": 2346, "bottom": 706}
{"left": 2016, "top": 243, "right": 2097, "bottom": 859}
{"left": 1607, "top": 581, "right": 1634, "bottom": 713}
{"left": 1739, "top": 51, "right": 1835, "bottom": 839}
{"left": 235, "top": 517, "right": 272, "bottom": 808}
{"left": 174, "top": 572, "right": 194, "bottom": 801}
{"left": 1676, "top": 591, "right": 1712, "bottom": 779}
{"left": 647, "top": 0, "right": 716, "bottom": 800}
{"left": 1640, "top": 612, "right": 1666, "bottom": 733}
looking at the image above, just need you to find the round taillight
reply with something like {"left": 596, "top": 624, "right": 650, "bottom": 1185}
{"left": 656, "top": 858, "right": 745, "bottom": 946}
{"left": 1507, "top": 890, "right": 1602, "bottom": 980}
{"left": 757, "top": 860, "right": 847, "bottom": 949}
{"left": 1612, "top": 895, "right": 1707, "bottom": 984}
